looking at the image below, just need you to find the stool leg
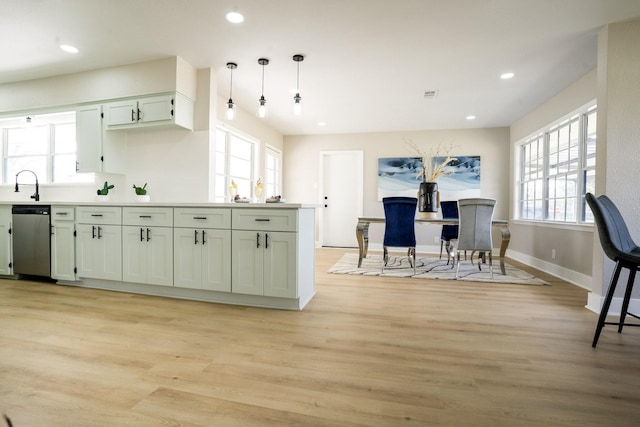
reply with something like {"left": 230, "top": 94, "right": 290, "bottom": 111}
{"left": 618, "top": 266, "right": 637, "bottom": 333}
{"left": 593, "top": 261, "right": 623, "bottom": 347}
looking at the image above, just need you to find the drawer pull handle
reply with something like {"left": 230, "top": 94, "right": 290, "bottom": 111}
{"left": 193, "top": 216, "right": 207, "bottom": 220}
{"left": 194, "top": 229, "right": 198, "bottom": 244}
{"left": 56, "top": 212, "right": 68, "bottom": 216}
{"left": 139, "top": 215, "right": 152, "bottom": 218}
{"left": 91, "top": 214, "right": 103, "bottom": 217}
{"left": 255, "top": 218, "right": 270, "bottom": 222}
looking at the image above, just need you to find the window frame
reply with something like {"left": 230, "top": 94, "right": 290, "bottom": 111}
{"left": 515, "top": 101, "right": 596, "bottom": 225}
{"left": 0, "top": 110, "right": 91, "bottom": 185}
{"left": 214, "top": 124, "right": 258, "bottom": 203}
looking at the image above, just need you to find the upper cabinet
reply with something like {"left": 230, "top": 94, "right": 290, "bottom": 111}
{"left": 104, "top": 92, "right": 193, "bottom": 131}
{"left": 76, "top": 104, "right": 127, "bottom": 174}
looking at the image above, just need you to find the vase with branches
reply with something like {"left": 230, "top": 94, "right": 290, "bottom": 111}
{"left": 405, "top": 139, "right": 457, "bottom": 213}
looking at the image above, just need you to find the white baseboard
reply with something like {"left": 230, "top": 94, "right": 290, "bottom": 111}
{"left": 586, "top": 291, "right": 640, "bottom": 316}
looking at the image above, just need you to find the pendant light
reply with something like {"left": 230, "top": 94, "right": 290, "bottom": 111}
{"left": 292, "top": 54, "right": 304, "bottom": 115}
{"left": 257, "top": 58, "right": 269, "bottom": 118}
{"left": 226, "top": 62, "right": 237, "bottom": 120}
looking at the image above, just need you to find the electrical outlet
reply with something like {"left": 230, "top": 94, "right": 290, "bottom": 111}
{"left": 551, "top": 249, "right": 556, "bottom": 259}
{"left": 433, "top": 236, "right": 440, "bottom": 244}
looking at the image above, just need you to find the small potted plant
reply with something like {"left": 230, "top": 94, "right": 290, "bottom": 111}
{"left": 133, "top": 183, "right": 150, "bottom": 202}
{"left": 96, "top": 181, "right": 114, "bottom": 201}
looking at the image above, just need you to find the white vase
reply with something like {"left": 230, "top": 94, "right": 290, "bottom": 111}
{"left": 96, "top": 194, "right": 110, "bottom": 202}
{"left": 135, "top": 194, "right": 150, "bottom": 202}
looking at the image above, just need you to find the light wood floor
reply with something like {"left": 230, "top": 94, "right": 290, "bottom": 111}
{"left": 1, "top": 248, "right": 639, "bottom": 426}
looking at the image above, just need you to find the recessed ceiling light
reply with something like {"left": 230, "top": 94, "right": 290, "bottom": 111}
{"left": 317, "top": 122, "right": 326, "bottom": 127}
{"left": 466, "top": 115, "right": 476, "bottom": 120}
{"left": 60, "top": 44, "right": 79, "bottom": 53}
{"left": 500, "top": 72, "right": 514, "bottom": 80}
{"left": 225, "top": 11, "right": 244, "bottom": 23}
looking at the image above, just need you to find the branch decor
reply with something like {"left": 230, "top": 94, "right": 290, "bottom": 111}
{"left": 404, "top": 139, "right": 457, "bottom": 182}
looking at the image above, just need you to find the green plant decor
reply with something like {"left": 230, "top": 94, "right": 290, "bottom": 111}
{"left": 133, "top": 183, "right": 148, "bottom": 195}
{"left": 97, "top": 181, "right": 114, "bottom": 195}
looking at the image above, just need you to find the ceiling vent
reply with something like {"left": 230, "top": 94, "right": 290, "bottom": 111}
{"left": 423, "top": 90, "right": 438, "bottom": 99}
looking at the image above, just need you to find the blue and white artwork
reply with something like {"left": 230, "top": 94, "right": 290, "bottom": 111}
{"left": 377, "top": 157, "right": 422, "bottom": 200}
{"left": 435, "top": 155, "right": 481, "bottom": 200}
{"left": 377, "top": 155, "right": 481, "bottom": 201}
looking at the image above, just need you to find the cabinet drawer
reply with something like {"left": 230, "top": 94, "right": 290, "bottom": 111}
{"left": 51, "top": 206, "right": 75, "bottom": 221}
{"left": 232, "top": 209, "right": 297, "bottom": 232}
{"left": 77, "top": 206, "right": 122, "bottom": 225}
{"left": 174, "top": 208, "right": 231, "bottom": 229}
{"left": 123, "top": 207, "right": 173, "bottom": 227}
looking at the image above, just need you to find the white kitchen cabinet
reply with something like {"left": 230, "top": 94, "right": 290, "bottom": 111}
{"left": 231, "top": 209, "right": 298, "bottom": 298}
{"left": 104, "top": 92, "right": 193, "bottom": 130}
{"left": 0, "top": 206, "right": 12, "bottom": 276}
{"left": 76, "top": 104, "right": 127, "bottom": 174}
{"left": 76, "top": 206, "right": 122, "bottom": 281}
{"left": 174, "top": 208, "right": 231, "bottom": 291}
{"left": 122, "top": 207, "right": 173, "bottom": 287}
{"left": 231, "top": 230, "right": 296, "bottom": 297}
{"left": 51, "top": 206, "right": 76, "bottom": 281}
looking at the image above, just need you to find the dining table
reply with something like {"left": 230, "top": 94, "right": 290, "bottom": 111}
{"left": 355, "top": 217, "right": 511, "bottom": 275}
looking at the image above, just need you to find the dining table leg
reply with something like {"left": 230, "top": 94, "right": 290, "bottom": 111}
{"left": 356, "top": 220, "right": 370, "bottom": 267}
{"left": 495, "top": 223, "right": 511, "bottom": 275}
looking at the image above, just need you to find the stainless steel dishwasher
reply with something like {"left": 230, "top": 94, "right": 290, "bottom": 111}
{"left": 12, "top": 205, "right": 51, "bottom": 277}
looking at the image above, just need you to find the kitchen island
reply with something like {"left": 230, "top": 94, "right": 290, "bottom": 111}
{"left": 0, "top": 202, "right": 317, "bottom": 310}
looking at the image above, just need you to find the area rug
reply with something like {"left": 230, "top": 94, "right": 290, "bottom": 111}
{"left": 328, "top": 253, "right": 549, "bottom": 285}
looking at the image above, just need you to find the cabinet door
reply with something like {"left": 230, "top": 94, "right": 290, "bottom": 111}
{"left": 263, "top": 232, "right": 297, "bottom": 298}
{"left": 51, "top": 221, "right": 75, "bottom": 281}
{"left": 146, "top": 227, "right": 173, "bottom": 286}
{"left": 174, "top": 228, "right": 202, "bottom": 289}
{"left": 122, "top": 226, "right": 147, "bottom": 284}
{"left": 76, "top": 105, "right": 103, "bottom": 173}
{"left": 123, "top": 226, "right": 173, "bottom": 286}
{"left": 77, "top": 224, "right": 122, "bottom": 281}
{"left": 202, "top": 229, "right": 231, "bottom": 292}
{"left": 138, "top": 95, "right": 174, "bottom": 124}
{"left": 231, "top": 230, "right": 263, "bottom": 295}
{"left": 0, "top": 207, "right": 11, "bottom": 275}
{"left": 105, "top": 99, "right": 138, "bottom": 126}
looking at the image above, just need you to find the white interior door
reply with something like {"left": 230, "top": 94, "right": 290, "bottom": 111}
{"left": 321, "top": 150, "right": 363, "bottom": 247}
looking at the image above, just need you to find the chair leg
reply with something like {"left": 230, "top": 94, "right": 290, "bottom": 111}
{"left": 382, "top": 246, "right": 389, "bottom": 273}
{"left": 593, "top": 261, "right": 624, "bottom": 347}
{"left": 410, "top": 247, "right": 416, "bottom": 275}
{"left": 455, "top": 251, "right": 461, "bottom": 278}
{"left": 489, "top": 251, "right": 493, "bottom": 279}
{"left": 618, "top": 266, "right": 637, "bottom": 333}
{"left": 439, "top": 241, "right": 444, "bottom": 260}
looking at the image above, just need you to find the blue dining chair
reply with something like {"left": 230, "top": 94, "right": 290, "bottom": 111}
{"left": 440, "top": 200, "right": 459, "bottom": 264}
{"left": 586, "top": 193, "right": 640, "bottom": 347}
{"left": 382, "top": 197, "right": 417, "bottom": 274}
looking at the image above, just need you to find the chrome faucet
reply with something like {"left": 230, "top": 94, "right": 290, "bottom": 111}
{"left": 15, "top": 169, "right": 40, "bottom": 201}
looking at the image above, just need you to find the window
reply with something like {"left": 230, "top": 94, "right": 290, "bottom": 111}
{"left": 1, "top": 111, "right": 90, "bottom": 184}
{"left": 517, "top": 102, "right": 596, "bottom": 224}
{"left": 265, "top": 146, "right": 282, "bottom": 198}
{"left": 214, "top": 126, "right": 257, "bottom": 202}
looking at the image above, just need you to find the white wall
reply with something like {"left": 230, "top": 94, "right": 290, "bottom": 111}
{"left": 283, "top": 128, "right": 509, "bottom": 251}
{"left": 0, "top": 57, "right": 284, "bottom": 204}
{"left": 508, "top": 70, "right": 597, "bottom": 287}
{"left": 587, "top": 18, "right": 640, "bottom": 314}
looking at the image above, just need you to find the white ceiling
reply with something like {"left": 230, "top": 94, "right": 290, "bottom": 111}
{"left": 2, "top": 0, "right": 640, "bottom": 136}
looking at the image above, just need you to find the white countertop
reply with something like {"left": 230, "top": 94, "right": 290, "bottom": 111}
{"left": 1, "top": 200, "right": 322, "bottom": 209}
